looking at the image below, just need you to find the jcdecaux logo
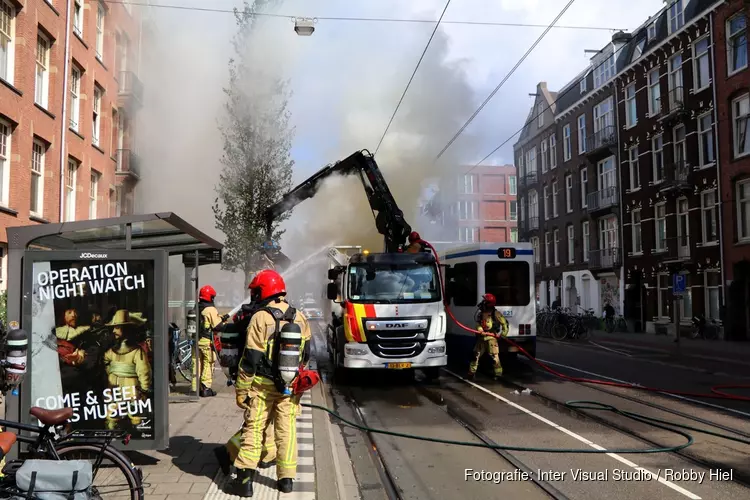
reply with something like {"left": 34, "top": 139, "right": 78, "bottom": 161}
{"left": 79, "top": 252, "right": 108, "bottom": 259}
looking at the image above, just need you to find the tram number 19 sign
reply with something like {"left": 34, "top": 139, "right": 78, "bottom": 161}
{"left": 497, "top": 247, "right": 517, "bottom": 259}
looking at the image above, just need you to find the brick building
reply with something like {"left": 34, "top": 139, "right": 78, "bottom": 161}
{"left": 713, "top": 0, "right": 750, "bottom": 339}
{"left": 428, "top": 164, "right": 518, "bottom": 244}
{"left": 0, "top": 0, "right": 145, "bottom": 289}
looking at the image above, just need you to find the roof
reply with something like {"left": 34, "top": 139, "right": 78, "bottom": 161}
{"left": 6, "top": 212, "right": 223, "bottom": 255}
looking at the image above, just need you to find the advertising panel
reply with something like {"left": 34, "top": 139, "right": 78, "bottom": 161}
{"left": 23, "top": 251, "right": 168, "bottom": 450}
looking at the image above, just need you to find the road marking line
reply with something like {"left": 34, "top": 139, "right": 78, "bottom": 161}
{"left": 588, "top": 341, "right": 634, "bottom": 357}
{"left": 538, "top": 358, "right": 750, "bottom": 419}
{"left": 444, "top": 369, "right": 702, "bottom": 500}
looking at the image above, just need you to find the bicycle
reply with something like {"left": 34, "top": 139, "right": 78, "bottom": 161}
{"left": 604, "top": 314, "right": 628, "bottom": 333}
{"left": 169, "top": 323, "right": 194, "bottom": 384}
{"left": 0, "top": 406, "right": 144, "bottom": 499}
{"left": 690, "top": 315, "right": 720, "bottom": 340}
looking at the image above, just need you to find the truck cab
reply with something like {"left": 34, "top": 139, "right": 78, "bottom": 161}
{"left": 326, "top": 251, "right": 447, "bottom": 379}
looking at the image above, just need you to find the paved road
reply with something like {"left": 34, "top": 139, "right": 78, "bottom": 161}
{"left": 314, "top": 325, "right": 750, "bottom": 499}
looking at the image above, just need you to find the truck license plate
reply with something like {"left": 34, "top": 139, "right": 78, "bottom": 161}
{"left": 387, "top": 362, "right": 412, "bottom": 369}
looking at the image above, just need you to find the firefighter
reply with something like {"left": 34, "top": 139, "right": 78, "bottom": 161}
{"left": 232, "top": 269, "right": 312, "bottom": 497}
{"left": 194, "top": 285, "right": 221, "bottom": 397}
{"left": 405, "top": 231, "right": 427, "bottom": 253}
{"left": 468, "top": 293, "right": 508, "bottom": 380}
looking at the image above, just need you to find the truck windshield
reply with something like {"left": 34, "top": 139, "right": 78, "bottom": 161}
{"left": 348, "top": 263, "right": 441, "bottom": 304}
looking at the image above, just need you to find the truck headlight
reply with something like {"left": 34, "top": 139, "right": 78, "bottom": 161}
{"left": 345, "top": 346, "right": 368, "bottom": 356}
{"left": 428, "top": 345, "right": 445, "bottom": 354}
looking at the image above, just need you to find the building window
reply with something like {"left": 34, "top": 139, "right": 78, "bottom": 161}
{"left": 648, "top": 69, "right": 660, "bottom": 115}
{"left": 582, "top": 221, "right": 590, "bottom": 262}
{"left": 93, "top": 86, "right": 102, "bottom": 146}
{"left": 543, "top": 186, "right": 550, "bottom": 220}
{"left": 580, "top": 168, "right": 588, "bottom": 208}
{"left": 580, "top": 74, "right": 587, "bottom": 93}
{"left": 65, "top": 159, "right": 78, "bottom": 222}
{"left": 593, "top": 96, "right": 614, "bottom": 133}
{"left": 597, "top": 156, "right": 616, "bottom": 192}
{"left": 35, "top": 34, "right": 50, "bottom": 108}
{"left": 563, "top": 124, "right": 571, "bottom": 161}
{"left": 565, "top": 175, "right": 573, "bottom": 213}
{"left": 549, "top": 134, "right": 557, "bottom": 169}
{"left": 593, "top": 52, "right": 616, "bottom": 89}
{"left": 658, "top": 273, "right": 671, "bottom": 318}
{"left": 632, "top": 39, "right": 645, "bottom": 62}
{"left": 460, "top": 174, "right": 477, "bottom": 194}
{"left": 629, "top": 146, "right": 640, "bottom": 190}
{"left": 631, "top": 209, "right": 642, "bottom": 254}
{"left": 648, "top": 21, "right": 656, "bottom": 41}
{"left": 537, "top": 102, "right": 544, "bottom": 127}
{"left": 553, "top": 229, "right": 560, "bottom": 265}
{"left": 655, "top": 203, "right": 667, "bottom": 250}
{"left": 529, "top": 190, "right": 538, "bottom": 220}
{"left": 509, "top": 200, "right": 517, "bottom": 221}
{"left": 544, "top": 232, "right": 552, "bottom": 266}
{"left": 567, "top": 225, "right": 575, "bottom": 264}
{"left": 70, "top": 67, "right": 81, "bottom": 131}
{"left": 458, "top": 201, "right": 478, "bottom": 221}
{"left": 697, "top": 113, "right": 715, "bottom": 166}
{"left": 531, "top": 237, "right": 540, "bottom": 263}
{"left": 541, "top": 138, "right": 548, "bottom": 173}
{"left": 459, "top": 227, "right": 478, "bottom": 243}
{"left": 96, "top": 3, "right": 105, "bottom": 60}
{"left": 652, "top": 134, "right": 664, "bottom": 181}
{"left": 727, "top": 13, "right": 747, "bottom": 75}
{"left": 673, "top": 124, "right": 686, "bottom": 164}
{"left": 701, "top": 189, "right": 717, "bottom": 244}
{"left": 526, "top": 147, "right": 537, "bottom": 174}
{"left": 668, "top": 53, "right": 683, "bottom": 111}
{"left": 599, "top": 217, "right": 618, "bottom": 253}
{"left": 733, "top": 94, "right": 750, "bottom": 158}
{"left": 552, "top": 180, "right": 559, "bottom": 217}
{"left": 509, "top": 175, "right": 517, "bottom": 195}
{"left": 31, "top": 141, "right": 45, "bottom": 216}
{"left": 704, "top": 270, "right": 721, "bottom": 321}
{"left": 737, "top": 179, "right": 750, "bottom": 242}
{"left": 678, "top": 274, "right": 693, "bottom": 321}
{"left": 519, "top": 195, "right": 526, "bottom": 223}
{"left": 693, "top": 37, "right": 710, "bottom": 90}
{"left": 89, "top": 171, "right": 99, "bottom": 219}
{"left": 510, "top": 228, "right": 518, "bottom": 243}
{"left": 0, "top": 120, "right": 10, "bottom": 206}
{"left": 577, "top": 114, "right": 586, "bottom": 153}
{"left": 625, "top": 84, "right": 637, "bottom": 128}
{"left": 73, "top": 0, "right": 83, "bottom": 38}
{"left": 667, "top": 0, "right": 684, "bottom": 34}
{"left": 0, "top": 0, "right": 15, "bottom": 85}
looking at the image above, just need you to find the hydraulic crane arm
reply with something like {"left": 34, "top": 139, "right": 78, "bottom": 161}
{"left": 264, "top": 150, "right": 412, "bottom": 254}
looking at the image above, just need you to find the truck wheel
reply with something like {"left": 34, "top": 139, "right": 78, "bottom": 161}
{"left": 332, "top": 343, "right": 347, "bottom": 382}
{"left": 423, "top": 367, "right": 440, "bottom": 382}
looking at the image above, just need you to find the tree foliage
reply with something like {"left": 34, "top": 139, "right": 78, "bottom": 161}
{"left": 213, "top": 0, "right": 294, "bottom": 285}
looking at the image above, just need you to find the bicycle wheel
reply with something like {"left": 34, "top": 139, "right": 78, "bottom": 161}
{"left": 176, "top": 339, "right": 194, "bottom": 382}
{"left": 604, "top": 318, "right": 615, "bottom": 333}
{"left": 551, "top": 323, "right": 568, "bottom": 341}
{"left": 55, "top": 442, "right": 144, "bottom": 500}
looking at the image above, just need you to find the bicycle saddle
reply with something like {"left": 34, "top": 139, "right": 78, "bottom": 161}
{"left": 30, "top": 407, "right": 74, "bottom": 425}
{"left": 0, "top": 432, "right": 16, "bottom": 456}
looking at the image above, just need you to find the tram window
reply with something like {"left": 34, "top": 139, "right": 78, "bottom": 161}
{"left": 485, "top": 261, "right": 530, "bottom": 306}
{"left": 451, "top": 262, "right": 477, "bottom": 306}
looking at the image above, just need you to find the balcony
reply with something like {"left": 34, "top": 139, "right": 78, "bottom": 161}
{"left": 583, "top": 125, "right": 617, "bottom": 157}
{"left": 656, "top": 86, "right": 686, "bottom": 122}
{"left": 526, "top": 216, "right": 539, "bottom": 231}
{"left": 658, "top": 161, "right": 690, "bottom": 192}
{"left": 117, "top": 71, "right": 144, "bottom": 112}
{"left": 655, "top": 235, "right": 690, "bottom": 262}
{"left": 588, "top": 247, "right": 621, "bottom": 270}
{"left": 521, "top": 170, "right": 538, "bottom": 187}
{"left": 586, "top": 185, "right": 619, "bottom": 214}
{"left": 116, "top": 149, "right": 140, "bottom": 179}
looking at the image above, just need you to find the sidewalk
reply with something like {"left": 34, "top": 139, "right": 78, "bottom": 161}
{"left": 137, "top": 373, "right": 317, "bottom": 500}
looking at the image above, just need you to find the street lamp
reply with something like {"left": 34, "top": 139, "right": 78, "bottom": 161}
{"left": 294, "top": 17, "right": 316, "bottom": 36}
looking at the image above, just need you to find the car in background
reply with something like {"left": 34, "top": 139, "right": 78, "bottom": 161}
{"left": 300, "top": 296, "right": 323, "bottom": 321}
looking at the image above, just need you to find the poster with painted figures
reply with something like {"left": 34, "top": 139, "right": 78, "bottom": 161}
{"left": 29, "top": 259, "right": 156, "bottom": 440}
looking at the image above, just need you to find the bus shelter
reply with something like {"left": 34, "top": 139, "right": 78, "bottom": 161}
{"left": 5, "top": 212, "right": 222, "bottom": 451}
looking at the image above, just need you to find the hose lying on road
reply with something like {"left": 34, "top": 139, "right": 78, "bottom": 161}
{"left": 420, "top": 239, "right": 750, "bottom": 403}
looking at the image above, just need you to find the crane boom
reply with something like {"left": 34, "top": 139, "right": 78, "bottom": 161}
{"left": 264, "top": 150, "right": 412, "bottom": 255}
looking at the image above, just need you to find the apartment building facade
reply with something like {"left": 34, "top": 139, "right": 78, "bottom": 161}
{"left": 429, "top": 164, "right": 519, "bottom": 244}
{"left": 614, "top": 0, "right": 722, "bottom": 334}
{"left": 0, "top": 0, "right": 144, "bottom": 289}
{"left": 713, "top": 0, "right": 750, "bottom": 340}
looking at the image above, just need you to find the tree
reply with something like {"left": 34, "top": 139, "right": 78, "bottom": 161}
{"left": 213, "top": 0, "right": 295, "bottom": 287}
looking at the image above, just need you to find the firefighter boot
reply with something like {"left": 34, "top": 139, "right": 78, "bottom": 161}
{"left": 278, "top": 478, "right": 293, "bottom": 493}
{"left": 213, "top": 446, "right": 231, "bottom": 476}
{"left": 200, "top": 384, "right": 217, "bottom": 397}
{"left": 233, "top": 468, "right": 255, "bottom": 497}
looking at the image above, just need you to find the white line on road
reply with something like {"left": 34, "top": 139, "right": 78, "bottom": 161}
{"left": 538, "top": 358, "right": 750, "bottom": 419}
{"left": 444, "top": 369, "right": 702, "bottom": 500}
{"left": 588, "top": 341, "right": 634, "bottom": 357}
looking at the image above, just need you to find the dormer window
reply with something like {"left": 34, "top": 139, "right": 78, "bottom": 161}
{"left": 668, "top": 0, "right": 685, "bottom": 34}
{"left": 647, "top": 21, "right": 656, "bottom": 41}
{"left": 632, "top": 39, "right": 645, "bottom": 62}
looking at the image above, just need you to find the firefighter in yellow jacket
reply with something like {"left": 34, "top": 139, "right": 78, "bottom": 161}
{"left": 232, "top": 269, "right": 312, "bottom": 497}
{"left": 468, "top": 293, "right": 508, "bottom": 380}
{"left": 193, "top": 285, "right": 221, "bottom": 397}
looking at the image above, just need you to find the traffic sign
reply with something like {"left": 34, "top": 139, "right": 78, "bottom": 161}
{"left": 672, "top": 274, "right": 686, "bottom": 296}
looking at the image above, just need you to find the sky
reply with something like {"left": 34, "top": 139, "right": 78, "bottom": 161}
{"left": 134, "top": 0, "right": 665, "bottom": 291}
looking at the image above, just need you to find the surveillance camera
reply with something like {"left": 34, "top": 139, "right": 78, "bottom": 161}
{"left": 294, "top": 18, "right": 315, "bottom": 36}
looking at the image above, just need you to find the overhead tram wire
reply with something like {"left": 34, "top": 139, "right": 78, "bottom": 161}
{"left": 101, "top": 1, "right": 622, "bottom": 31}
{"left": 434, "top": 0, "right": 577, "bottom": 161}
{"left": 466, "top": 40, "right": 633, "bottom": 174}
{"left": 374, "top": 0, "right": 452, "bottom": 155}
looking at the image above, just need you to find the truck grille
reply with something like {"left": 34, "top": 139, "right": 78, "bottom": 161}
{"left": 362, "top": 317, "right": 430, "bottom": 359}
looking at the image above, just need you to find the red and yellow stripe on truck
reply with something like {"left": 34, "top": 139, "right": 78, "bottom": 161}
{"left": 343, "top": 302, "right": 376, "bottom": 342}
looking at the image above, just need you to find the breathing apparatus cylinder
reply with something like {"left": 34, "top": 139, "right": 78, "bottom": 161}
{"left": 277, "top": 322, "right": 303, "bottom": 396}
{"left": 3, "top": 328, "right": 28, "bottom": 391}
{"left": 218, "top": 331, "right": 241, "bottom": 369}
